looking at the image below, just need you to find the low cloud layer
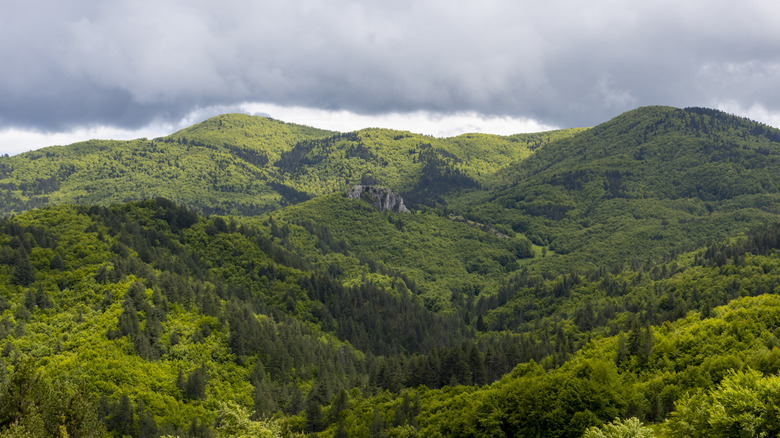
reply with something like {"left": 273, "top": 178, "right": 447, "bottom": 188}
{"left": 2, "top": 0, "right": 780, "bottom": 138}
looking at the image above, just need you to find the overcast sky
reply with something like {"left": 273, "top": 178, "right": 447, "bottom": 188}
{"left": 2, "top": 0, "right": 780, "bottom": 155}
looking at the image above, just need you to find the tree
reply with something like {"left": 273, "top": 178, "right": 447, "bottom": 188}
{"left": 615, "top": 334, "right": 627, "bottom": 367}
{"left": 582, "top": 417, "right": 656, "bottom": 438}
{"left": 184, "top": 365, "right": 207, "bottom": 401}
{"left": 329, "top": 389, "right": 349, "bottom": 423}
{"left": 49, "top": 253, "right": 64, "bottom": 270}
{"left": 109, "top": 394, "right": 135, "bottom": 437}
{"left": 137, "top": 400, "right": 158, "bottom": 438}
{"left": 369, "top": 408, "right": 386, "bottom": 438}
{"left": 303, "top": 396, "right": 323, "bottom": 433}
{"left": 11, "top": 250, "right": 35, "bottom": 286}
{"left": 215, "top": 401, "right": 281, "bottom": 438}
{"left": 667, "top": 368, "right": 780, "bottom": 437}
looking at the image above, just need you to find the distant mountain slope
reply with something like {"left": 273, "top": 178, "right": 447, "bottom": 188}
{"left": 460, "top": 106, "right": 780, "bottom": 271}
{"left": 261, "top": 193, "right": 534, "bottom": 311}
{"left": 0, "top": 113, "right": 580, "bottom": 217}
{"left": 0, "top": 114, "right": 335, "bottom": 216}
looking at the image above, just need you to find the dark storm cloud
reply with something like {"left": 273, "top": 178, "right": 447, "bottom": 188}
{"left": 2, "top": 0, "right": 779, "bottom": 131}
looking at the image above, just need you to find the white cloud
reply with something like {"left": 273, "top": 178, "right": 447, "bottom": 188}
{"left": 0, "top": 104, "right": 558, "bottom": 156}
{"left": 240, "top": 103, "right": 558, "bottom": 137}
{"left": 3, "top": 0, "right": 780, "bottom": 132}
{"left": 0, "top": 125, "right": 172, "bottom": 157}
{"left": 713, "top": 101, "right": 780, "bottom": 129}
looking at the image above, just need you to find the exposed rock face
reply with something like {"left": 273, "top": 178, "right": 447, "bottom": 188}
{"left": 347, "top": 185, "right": 411, "bottom": 213}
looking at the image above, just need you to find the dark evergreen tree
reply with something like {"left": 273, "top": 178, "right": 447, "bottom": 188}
{"left": 369, "top": 408, "right": 386, "bottom": 438}
{"left": 117, "top": 300, "right": 140, "bottom": 339}
{"left": 615, "top": 333, "right": 628, "bottom": 367}
{"left": 329, "top": 389, "right": 349, "bottom": 423}
{"left": 11, "top": 249, "right": 35, "bottom": 286}
{"left": 468, "top": 344, "right": 487, "bottom": 386}
{"left": 184, "top": 365, "right": 207, "bottom": 401}
{"left": 304, "top": 396, "right": 323, "bottom": 433}
{"left": 49, "top": 253, "right": 64, "bottom": 270}
{"left": 109, "top": 394, "right": 135, "bottom": 437}
{"left": 176, "top": 370, "right": 186, "bottom": 396}
{"left": 137, "top": 400, "right": 158, "bottom": 438}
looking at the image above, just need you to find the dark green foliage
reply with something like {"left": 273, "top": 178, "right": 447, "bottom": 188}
{"left": 3, "top": 107, "right": 780, "bottom": 437}
{"left": 137, "top": 400, "right": 158, "bottom": 438}
{"left": 402, "top": 145, "right": 480, "bottom": 207}
{"left": 11, "top": 249, "right": 35, "bottom": 286}
{"left": 0, "top": 357, "right": 103, "bottom": 437}
{"left": 182, "top": 365, "right": 207, "bottom": 401}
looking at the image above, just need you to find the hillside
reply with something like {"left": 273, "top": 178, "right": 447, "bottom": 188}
{"left": 0, "top": 199, "right": 543, "bottom": 435}
{"left": 457, "top": 106, "right": 780, "bottom": 271}
{"left": 3, "top": 106, "right": 780, "bottom": 436}
{"left": 0, "top": 114, "right": 582, "bottom": 217}
{"left": 2, "top": 197, "right": 780, "bottom": 436}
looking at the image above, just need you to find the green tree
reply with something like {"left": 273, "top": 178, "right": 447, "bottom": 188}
{"left": 184, "top": 365, "right": 207, "bottom": 401}
{"left": 667, "top": 368, "right": 780, "bottom": 437}
{"left": 215, "top": 401, "right": 281, "bottom": 438}
{"left": 11, "top": 250, "right": 35, "bottom": 286}
{"left": 582, "top": 417, "right": 656, "bottom": 438}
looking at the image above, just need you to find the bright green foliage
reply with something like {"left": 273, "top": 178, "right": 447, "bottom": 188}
{"left": 1, "top": 106, "right": 780, "bottom": 437}
{"left": 0, "top": 113, "right": 581, "bottom": 218}
{"left": 667, "top": 369, "right": 780, "bottom": 437}
{"left": 320, "top": 293, "right": 780, "bottom": 437}
{"left": 0, "top": 199, "right": 539, "bottom": 435}
{"left": 582, "top": 417, "right": 656, "bottom": 438}
{"left": 214, "top": 401, "right": 284, "bottom": 438}
{"left": 0, "top": 114, "right": 332, "bottom": 216}
{"left": 268, "top": 193, "right": 533, "bottom": 311}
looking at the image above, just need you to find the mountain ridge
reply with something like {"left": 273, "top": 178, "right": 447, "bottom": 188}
{"left": 459, "top": 105, "right": 780, "bottom": 272}
{"left": 0, "top": 112, "right": 581, "bottom": 217}
{"left": 4, "top": 106, "right": 780, "bottom": 435}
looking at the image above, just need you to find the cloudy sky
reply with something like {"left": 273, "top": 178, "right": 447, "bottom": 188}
{"left": 2, "top": 0, "right": 779, "bottom": 155}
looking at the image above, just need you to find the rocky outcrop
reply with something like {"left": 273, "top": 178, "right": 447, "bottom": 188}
{"left": 347, "top": 185, "right": 411, "bottom": 213}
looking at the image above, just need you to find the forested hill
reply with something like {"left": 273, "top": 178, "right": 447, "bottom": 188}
{"left": 0, "top": 113, "right": 582, "bottom": 217}
{"left": 3, "top": 106, "right": 780, "bottom": 437}
{"left": 461, "top": 106, "right": 780, "bottom": 272}
{"left": 2, "top": 198, "right": 780, "bottom": 436}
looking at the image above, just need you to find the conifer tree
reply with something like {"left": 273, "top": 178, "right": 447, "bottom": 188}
{"left": 11, "top": 249, "right": 35, "bottom": 286}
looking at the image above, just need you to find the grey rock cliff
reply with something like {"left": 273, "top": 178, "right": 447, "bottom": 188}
{"left": 346, "top": 185, "right": 411, "bottom": 213}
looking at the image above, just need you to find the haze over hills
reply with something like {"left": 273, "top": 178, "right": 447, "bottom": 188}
{"left": 2, "top": 106, "right": 780, "bottom": 436}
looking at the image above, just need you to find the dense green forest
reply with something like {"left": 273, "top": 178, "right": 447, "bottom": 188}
{"left": 0, "top": 114, "right": 582, "bottom": 217}
{"left": 2, "top": 106, "right": 780, "bottom": 436}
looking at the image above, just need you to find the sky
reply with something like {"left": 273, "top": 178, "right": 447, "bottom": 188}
{"left": 2, "top": 0, "right": 780, "bottom": 155}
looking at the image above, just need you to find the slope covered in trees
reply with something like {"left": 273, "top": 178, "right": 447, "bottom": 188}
{"left": 0, "top": 199, "right": 543, "bottom": 436}
{"left": 2, "top": 106, "right": 780, "bottom": 436}
{"left": 458, "top": 106, "right": 780, "bottom": 272}
{"left": 314, "top": 221, "right": 780, "bottom": 436}
{"left": 2, "top": 195, "right": 780, "bottom": 436}
{"left": 0, "top": 114, "right": 582, "bottom": 217}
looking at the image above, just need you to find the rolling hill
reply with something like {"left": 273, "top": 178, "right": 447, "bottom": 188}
{"left": 458, "top": 106, "right": 780, "bottom": 271}
{"left": 0, "top": 114, "right": 582, "bottom": 217}
{"left": 2, "top": 106, "right": 780, "bottom": 437}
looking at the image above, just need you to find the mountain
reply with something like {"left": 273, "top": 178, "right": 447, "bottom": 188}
{"left": 0, "top": 115, "right": 334, "bottom": 216}
{"left": 459, "top": 106, "right": 780, "bottom": 271}
{"left": 3, "top": 106, "right": 780, "bottom": 437}
{"left": 0, "top": 113, "right": 582, "bottom": 217}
